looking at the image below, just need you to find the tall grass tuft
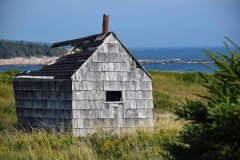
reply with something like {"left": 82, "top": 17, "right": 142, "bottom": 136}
{"left": 0, "top": 129, "right": 98, "bottom": 160}
{"left": 0, "top": 84, "right": 17, "bottom": 131}
{"left": 0, "top": 113, "right": 183, "bottom": 160}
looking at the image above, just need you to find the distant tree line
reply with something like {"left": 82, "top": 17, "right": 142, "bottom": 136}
{"left": 0, "top": 39, "right": 66, "bottom": 59}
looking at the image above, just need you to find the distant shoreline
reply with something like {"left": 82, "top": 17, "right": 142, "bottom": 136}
{"left": 138, "top": 59, "right": 213, "bottom": 64}
{"left": 0, "top": 56, "right": 213, "bottom": 66}
{"left": 0, "top": 57, "right": 59, "bottom": 66}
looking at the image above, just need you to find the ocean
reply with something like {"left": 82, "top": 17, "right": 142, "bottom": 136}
{"left": 130, "top": 47, "right": 227, "bottom": 72}
{"left": 0, "top": 47, "right": 227, "bottom": 73}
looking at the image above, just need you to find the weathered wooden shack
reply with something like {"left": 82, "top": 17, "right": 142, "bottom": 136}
{"left": 13, "top": 15, "right": 153, "bottom": 136}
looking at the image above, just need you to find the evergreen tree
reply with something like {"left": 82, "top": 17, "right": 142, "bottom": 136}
{"left": 167, "top": 37, "right": 240, "bottom": 160}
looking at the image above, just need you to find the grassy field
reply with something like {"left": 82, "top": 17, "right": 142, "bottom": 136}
{"left": 150, "top": 71, "right": 207, "bottom": 112}
{"left": 0, "top": 70, "right": 20, "bottom": 131}
{"left": 0, "top": 70, "right": 206, "bottom": 160}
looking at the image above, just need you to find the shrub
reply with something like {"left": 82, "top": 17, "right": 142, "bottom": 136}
{"left": 0, "top": 70, "right": 21, "bottom": 83}
{"left": 167, "top": 37, "right": 240, "bottom": 160}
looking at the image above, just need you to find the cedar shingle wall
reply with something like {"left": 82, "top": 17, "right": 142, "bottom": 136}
{"left": 14, "top": 80, "right": 72, "bottom": 128}
{"left": 72, "top": 34, "right": 153, "bottom": 136}
{"left": 13, "top": 33, "right": 153, "bottom": 136}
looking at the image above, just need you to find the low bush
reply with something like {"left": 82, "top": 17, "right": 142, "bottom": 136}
{"left": 0, "top": 70, "right": 20, "bottom": 83}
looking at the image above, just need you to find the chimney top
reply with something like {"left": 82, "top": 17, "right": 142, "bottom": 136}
{"left": 102, "top": 14, "right": 109, "bottom": 34}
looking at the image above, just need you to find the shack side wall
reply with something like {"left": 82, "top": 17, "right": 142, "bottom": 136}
{"left": 13, "top": 79, "right": 72, "bottom": 128}
{"left": 72, "top": 34, "right": 153, "bottom": 136}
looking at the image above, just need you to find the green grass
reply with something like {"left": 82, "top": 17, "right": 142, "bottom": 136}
{"left": 0, "top": 114, "right": 182, "bottom": 160}
{"left": 0, "top": 129, "right": 97, "bottom": 160}
{"left": 150, "top": 71, "right": 208, "bottom": 112}
{"left": 0, "top": 70, "right": 206, "bottom": 159}
{"left": 0, "top": 115, "right": 181, "bottom": 159}
{"left": 0, "top": 70, "right": 20, "bottom": 84}
{"left": 0, "top": 74, "right": 18, "bottom": 130}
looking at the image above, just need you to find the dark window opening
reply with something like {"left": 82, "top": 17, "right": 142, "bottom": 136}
{"left": 106, "top": 91, "right": 122, "bottom": 102}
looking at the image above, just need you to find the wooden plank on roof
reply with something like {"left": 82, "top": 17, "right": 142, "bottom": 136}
{"left": 51, "top": 34, "right": 100, "bottom": 48}
{"left": 75, "top": 41, "right": 102, "bottom": 48}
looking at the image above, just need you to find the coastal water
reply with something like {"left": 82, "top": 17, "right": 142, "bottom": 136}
{"left": 0, "top": 65, "right": 42, "bottom": 72}
{"left": 129, "top": 47, "right": 226, "bottom": 72}
{"left": 0, "top": 47, "right": 226, "bottom": 73}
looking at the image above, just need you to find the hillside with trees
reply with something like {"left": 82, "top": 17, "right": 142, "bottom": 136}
{"left": 0, "top": 39, "right": 66, "bottom": 59}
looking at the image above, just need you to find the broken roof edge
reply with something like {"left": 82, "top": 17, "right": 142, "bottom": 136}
{"left": 110, "top": 32, "right": 152, "bottom": 79}
{"left": 70, "top": 32, "right": 152, "bottom": 80}
{"left": 51, "top": 32, "right": 112, "bottom": 48}
{"left": 69, "top": 33, "right": 111, "bottom": 80}
{"left": 25, "top": 31, "right": 152, "bottom": 80}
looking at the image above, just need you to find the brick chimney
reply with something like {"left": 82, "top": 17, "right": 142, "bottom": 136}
{"left": 102, "top": 14, "right": 109, "bottom": 34}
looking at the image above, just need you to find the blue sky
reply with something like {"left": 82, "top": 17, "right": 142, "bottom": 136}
{"left": 0, "top": 0, "right": 239, "bottom": 47}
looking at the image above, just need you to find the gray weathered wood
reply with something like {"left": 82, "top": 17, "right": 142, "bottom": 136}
{"left": 14, "top": 33, "right": 153, "bottom": 136}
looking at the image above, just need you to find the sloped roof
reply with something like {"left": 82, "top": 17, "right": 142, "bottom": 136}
{"left": 17, "top": 32, "right": 151, "bottom": 79}
{"left": 17, "top": 33, "right": 110, "bottom": 79}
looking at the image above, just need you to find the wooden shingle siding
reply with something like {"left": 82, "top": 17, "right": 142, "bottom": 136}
{"left": 14, "top": 79, "right": 72, "bottom": 129}
{"left": 71, "top": 33, "right": 153, "bottom": 136}
{"left": 14, "top": 32, "right": 153, "bottom": 136}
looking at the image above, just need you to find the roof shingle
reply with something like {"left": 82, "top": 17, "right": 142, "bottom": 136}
{"left": 20, "top": 33, "right": 111, "bottom": 79}
{"left": 17, "top": 32, "right": 152, "bottom": 79}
